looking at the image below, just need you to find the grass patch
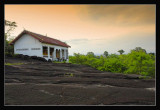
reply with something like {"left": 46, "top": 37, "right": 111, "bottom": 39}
{"left": 52, "top": 61, "right": 63, "bottom": 63}
{"left": 64, "top": 73, "right": 74, "bottom": 77}
{"left": 53, "top": 61, "right": 66, "bottom": 63}
{"left": 5, "top": 63, "right": 24, "bottom": 66}
{"left": 138, "top": 76, "right": 152, "bottom": 79}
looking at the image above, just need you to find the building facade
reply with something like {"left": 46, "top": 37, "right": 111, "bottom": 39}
{"left": 10, "top": 30, "right": 71, "bottom": 61}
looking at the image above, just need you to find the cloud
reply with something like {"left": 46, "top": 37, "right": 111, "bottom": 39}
{"left": 76, "top": 5, "right": 155, "bottom": 26}
{"left": 67, "top": 38, "right": 89, "bottom": 44}
{"left": 5, "top": 5, "right": 155, "bottom": 56}
{"left": 68, "top": 33, "right": 155, "bottom": 55}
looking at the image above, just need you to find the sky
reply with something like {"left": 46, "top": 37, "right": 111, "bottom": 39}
{"left": 5, "top": 5, "right": 156, "bottom": 55}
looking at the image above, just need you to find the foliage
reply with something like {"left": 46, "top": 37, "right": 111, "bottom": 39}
{"left": 69, "top": 48, "right": 155, "bottom": 78}
{"left": 124, "top": 50, "right": 155, "bottom": 77}
{"left": 5, "top": 20, "right": 17, "bottom": 38}
{"left": 118, "top": 49, "right": 125, "bottom": 55}
{"left": 131, "top": 47, "right": 146, "bottom": 53}
{"left": 86, "top": 52, "right": 95, "bottom": 58}
{"left": 5, "top": 40, "right": 14, "bottom": 56}
{"left": 103, "top": 51, "right": 109, "bottom": 57}
{"left": 5, "top": 20, "right": 17, "bottom": 56}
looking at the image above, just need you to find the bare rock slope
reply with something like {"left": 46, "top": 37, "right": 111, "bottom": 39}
{"left": 5, "top": 57, "right": 155, "bottom": 105}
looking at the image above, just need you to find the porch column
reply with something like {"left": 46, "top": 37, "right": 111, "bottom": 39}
{"left": 60, "top": 49, "right": 62, "bottom": 59}
{"left": 66, "top": 49, "right": 68, "bottom": 59}
{"left": 48, "top": 46, "right": 50, "bottom": 59}
{"left": 64, "top": 49, "right": 66, "bottom": 59}
{"left": 42, "top": 46, "right": 43, "bottom": 57}
{"left": 54, "top": 48, "right": 57, "bottom": 59}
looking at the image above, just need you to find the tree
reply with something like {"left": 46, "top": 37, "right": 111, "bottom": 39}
{"left": 131, "top": 47, "right": 146, "bottom": 53}
{"left": 103, "top": 51, "right": 108, "bottom": 57}
{"left": 108, "top": 54, "right": 118, "bottom": 59}
{"left": 86, "top": 52, "right": 95, "bottom": 57}
{"left": 125, "top": 50, "right": 153, "bottom": 75}
{"left": 69, "top": 49, "right": 155, "bottom": 77}
{"left": 148, "top": 52, "right": 155, "bottom": 56}
{"left": 5, "top": 20, "right": 17, "bottom": 55}
{"left": 5, "top": 20, "right": 17, "bottom": 40}
{"left": 118, "top": 49, "right": 125, "bottom": 55}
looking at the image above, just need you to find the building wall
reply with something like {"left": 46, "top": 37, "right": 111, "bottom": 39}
{"left": 14, "top": 34, "right": 69, "bottom": 61}
{"left": 42, "top": 43, "right": 68, "bottom": 61}
{"left": 14, "top": 34, "right": 42, "bottom": 57}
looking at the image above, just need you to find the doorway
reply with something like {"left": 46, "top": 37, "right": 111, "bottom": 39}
{"left": 50, "top": 47, "right": 54, "bottom": 60}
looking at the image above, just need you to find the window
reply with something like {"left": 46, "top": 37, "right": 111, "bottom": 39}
{"left": 16, "top": 48, "right": 28, "bottom": 51}
{"left": 31, "top": 48, "right": 40, "bottom": 50}
{"left": 56, "top": 49, "right": 60, "bottom": 58}
{"left": 43, "top": 46, "right": 48, "bottom": 57}
{"left": 50, "top": 48, "right": 54, "bottom": 58}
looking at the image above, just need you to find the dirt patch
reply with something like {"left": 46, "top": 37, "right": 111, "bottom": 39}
{"left": 5, "top": 57, "right": 155, "bottom": 105}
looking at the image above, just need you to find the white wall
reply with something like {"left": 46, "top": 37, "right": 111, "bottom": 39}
{"left": 42, "top": 43, "right": 68, "bottom": 50}
{"left": 42, "top": 43, "right": 68, "bottom": 61}
{"left": 14, "top": 34, "right": 69, "bottom": 61}
{"left": 14, "top": 34, "right": 42, "bottom": 57}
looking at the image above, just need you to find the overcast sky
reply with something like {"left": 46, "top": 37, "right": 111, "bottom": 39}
{"left": 5, "top": 5, "right": 156, "bottom": 55}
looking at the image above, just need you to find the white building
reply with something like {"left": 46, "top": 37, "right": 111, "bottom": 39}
{"left": 10, "top": 30, "right": 71, "bottom": 61}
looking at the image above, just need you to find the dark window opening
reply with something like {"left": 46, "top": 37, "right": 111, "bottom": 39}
{"left": 43, "top": 46, "right": 48, "bottom": 57}
{"left": 50, "top": 48, "right": 54, "bottom": 58}
{"left": 56, "top": 49, "right": 60, "bottom": 58}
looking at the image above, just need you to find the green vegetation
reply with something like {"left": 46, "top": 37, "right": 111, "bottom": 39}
{"left": 53, "top": 61, "right": 66, "bottom": 63}
{"left": 5, "top": 20, "right": 17, "bottom": 56}
{"left": 138, "top": 76, "right": 152, "bottom": 79}
{"left": 118, "top": 49, "right": 125, "bottom": 55}
{"left": 69, "top": 47, "right": 155, "bottom": 78}
{"left": 5, "top": 63, "right": 24, "bottom": 66}
{"left": 64, "top": 73, "right": 74, "bottom": 77}
{"left": 103, "top": 51, "right": 109, "bottom": 57}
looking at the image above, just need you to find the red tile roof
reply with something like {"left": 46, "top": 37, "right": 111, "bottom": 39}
{"left": 10, "top": 30, "right": 71, "bottom": 48}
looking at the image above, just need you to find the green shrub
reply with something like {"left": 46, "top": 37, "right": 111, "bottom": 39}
{"left": 12, "top": 54, "right": 19, "bottom": 58}
{"left": 69, "top": 50, "right": 155, "bottom": 77}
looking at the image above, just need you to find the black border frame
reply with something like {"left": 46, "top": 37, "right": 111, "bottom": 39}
{"left": 1, "top": 0, "right": 159, "bottom": 109}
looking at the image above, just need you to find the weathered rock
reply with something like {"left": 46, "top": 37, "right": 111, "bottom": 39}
{"left": 48, "top": 59, "right": 52, "bottom": 62}
{"left": 30, "top": 56, "right": 38, "bottom": 59}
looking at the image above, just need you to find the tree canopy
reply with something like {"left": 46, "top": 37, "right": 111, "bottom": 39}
{"left": 5, "top": 20, "right": 17, "bottom": 40}
{"left": 5, "top": 20, "right": 17, "bottom": 56}
{"left": 69, "top": 48, "right": 155, "bottom": 78}
{"left": 131, "top": 47, "right": 146, "bottom": 53}
{"left": 87, "top": 52, "right": 95, "bottom": 57}
{"left": 118, "top": 49, "right": 125, "bottom": 55}
{"left": 103, "top": 51, "right": 109, "bottom": 57}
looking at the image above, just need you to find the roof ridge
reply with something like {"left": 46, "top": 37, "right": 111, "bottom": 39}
{"left": 26, "top": 31, "right": 44, "bottom": 41}
{"left": 10, "top": 29, "right": 71, "bottom": 47}
{"left": 25, "top": 30, "right": 63, "bottom": 42}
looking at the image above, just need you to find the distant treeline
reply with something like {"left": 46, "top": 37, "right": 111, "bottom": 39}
{"left": 69, "top": 47, "right": 155, "bottom": 77}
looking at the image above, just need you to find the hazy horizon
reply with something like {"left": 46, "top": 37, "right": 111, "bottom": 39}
{"left": 5, "top": 5, "right": 156, "bottom": 55}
